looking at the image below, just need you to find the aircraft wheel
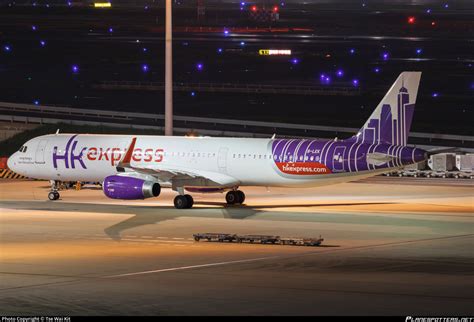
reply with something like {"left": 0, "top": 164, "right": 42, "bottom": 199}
{"left": 184, "top": 194, "right": 194, "bottom": 208}
{"left": 174, "top": 195, "right": 189, "bottom": 209}
{"left": 48, "top": 191, "right": 59, "bottom": 201}
{"left": 225, "top": 191, "right": 238, "bottom": 204}
{"left": 236, "top": 190, "right": 245, "bottom": 204}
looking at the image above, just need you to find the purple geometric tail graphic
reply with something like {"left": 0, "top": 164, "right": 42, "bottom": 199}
{"left": 349, "top": 72, "right": 421, "bottom": 146}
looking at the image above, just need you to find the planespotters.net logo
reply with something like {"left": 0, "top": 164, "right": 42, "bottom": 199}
{"left": 406, "top": 317, "right": 473, "bottom": 322}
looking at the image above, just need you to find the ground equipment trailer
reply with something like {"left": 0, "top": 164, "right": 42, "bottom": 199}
{"left": 235, "top": 234, "right": 280, "bottom": 244}
{"left": 193, "top": 233, "right": 324, "bottom": 246}
{"left": 280, "top": 237, "right": 324, "bottom": 246}
{"left": 193, "top": 233, "right": 237, "bottom": 242}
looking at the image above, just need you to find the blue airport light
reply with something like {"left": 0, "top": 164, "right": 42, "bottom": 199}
{"left": 217, "top": 48, "right": 223, "bottom": 53}
{"left": 291, "top": 58, "right": 299, "bottom": 65}
{"left": 4, "top": 45, "right": 11, "bottom": 52}
{"left": 32, "top": 25, "right": 37, "bottom": 31}
{"left": 374, "top": 67, "right": 381, "bottom": 73}
{"left": 336, "top": 69, "right": 344, "bottom": 77}
{"left": 432, "top": 92, "right": 439, "bottom": 97}
{"left": 224, "top": 29, "right": 229, "bottom": 36}
{"left": 72, "top": 65, "right": 79, "bottom": 73}
{"left": 241, "top": 1, "right": 245, "bottom": 5}
{"left": 109, "top": 27, "right": 113, "bottom": 33}
{"left": 352, "top": 79, "right": 359, "bottom": 87}
{"left": 443, "top": 3, "right": 449, "bottom": 9}
{"left": 142, "top": 64, "right": 149, "bottom": 72}
{"left": 40, "top": 40, "right": 46, "bottom": 47}
{"left": 240, "top": 41, "right": 245, "bottom": 46}
{"left": 191, "top": 91, "right": 196, "bottom": 97}
{"left": 416, "top": 48, "right": 422, "bottom": 55}
{"left": 426, "top": 8, "right": 432, "bottom": 13}
{"left": 33, "top": 100, "right": 39, "bottom": 105}
{"left": 319, "top": 74, "right": 331, "bottom": 85}
{"left": 196, "top": 63, "right": 204, "bottom": 71}
{"left": 349, "top": 48, "right": 355, "bottom": 54}
{"left": 382, "top": 52, "right": 389, "bottom": 60}
{"left": 142, "top": 47, "right": 148, "bottom": 52}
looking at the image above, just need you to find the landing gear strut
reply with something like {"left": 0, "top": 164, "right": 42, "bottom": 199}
{"left": 174, "top": 194, "right": 194, "bottom": 209}
{"left": 226, "top": 190, "right": 245, "bottom": 205}
{"left": 48, "top": 180, "right": 60, "bottom": 201}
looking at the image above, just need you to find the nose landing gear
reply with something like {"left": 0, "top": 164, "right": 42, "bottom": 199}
{"left": 48, "top": 180, "right": 60, "bottom": 201}
{"left": 48, "top": 191, "right": 60, "bottom": 201}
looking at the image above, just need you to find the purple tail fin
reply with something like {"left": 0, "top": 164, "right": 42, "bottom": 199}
{"left": 351, "top": 72, "right": 421, "bottom": 146}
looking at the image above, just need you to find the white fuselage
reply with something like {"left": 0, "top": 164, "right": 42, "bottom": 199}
{"left": 8, "top": 134, "right": 394, "bottom": 189}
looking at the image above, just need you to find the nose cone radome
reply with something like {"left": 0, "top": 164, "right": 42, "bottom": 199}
{"left": 7, "top": 154, "right": 16, "bottom": 171}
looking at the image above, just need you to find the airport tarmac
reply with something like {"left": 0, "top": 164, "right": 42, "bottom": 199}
{"left": 0, "top": 178, "right": 473, "bottom": 315}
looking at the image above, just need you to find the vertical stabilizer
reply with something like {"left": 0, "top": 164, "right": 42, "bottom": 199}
{"left": 351, "top": 71, "right": 421, "bottom": 146}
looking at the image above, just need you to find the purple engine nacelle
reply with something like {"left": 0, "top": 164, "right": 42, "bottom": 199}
{"left": 103, "top": 175, "right": 161, "bottom": 200}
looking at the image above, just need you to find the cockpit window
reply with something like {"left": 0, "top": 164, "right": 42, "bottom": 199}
{"left": 19, "top": 146, "right": 24, "bottom": 152}
{"left": 18, "top": 146, "right": 27, "bottom": 153}
{"left": 23, "top": 146, "right": 27, "bottom": 152}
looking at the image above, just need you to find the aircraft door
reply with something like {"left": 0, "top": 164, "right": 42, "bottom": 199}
{"left": 35, "top": 139, "right": 48, "bottom": 164}
{"left": 332, "top": 146, "right": 346, "bottom": 172}
{"left": 217, "top": 147, "right": 228, "bottom": 173}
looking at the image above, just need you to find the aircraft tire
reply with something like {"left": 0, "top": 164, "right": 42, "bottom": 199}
{"left": 236, "top": 190, "right": 245, "bottom": 204}
{"left": 184, "top": 194, "right": 194, "bottom": 208}
{"left": 174, "top": 195, "right": 188, "bottom": 209}
{"left": 225, "top": 191, "right": 237, "bottom": 204}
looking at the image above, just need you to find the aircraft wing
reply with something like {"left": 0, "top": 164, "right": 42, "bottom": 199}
{"left": 116, "top": 137, "right": 239, "bottom": 188}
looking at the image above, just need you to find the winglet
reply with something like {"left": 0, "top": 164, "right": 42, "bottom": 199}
{"left": 117, "top": 137, "right": 137, "bottom": 169}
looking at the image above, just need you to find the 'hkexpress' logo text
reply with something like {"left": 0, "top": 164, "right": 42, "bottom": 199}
{"left": 53, "top": 135, "right": 164, "bottom": 170}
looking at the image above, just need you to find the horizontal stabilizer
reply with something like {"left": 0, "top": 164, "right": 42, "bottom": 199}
{"left": 367, "top": 152, "right": 394, "bottom": 166}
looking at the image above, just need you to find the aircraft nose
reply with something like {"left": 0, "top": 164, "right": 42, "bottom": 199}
{"left": 7, "top": 153, "right": 17, "bottom": 171}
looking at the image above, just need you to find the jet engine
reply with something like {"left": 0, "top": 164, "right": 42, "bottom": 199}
{"left": 103, "top": 175, "right": 161, "bottom": 200}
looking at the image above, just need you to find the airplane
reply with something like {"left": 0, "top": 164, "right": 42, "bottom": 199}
{"left": 7, "top": 71, "right": 427, "bottom": 209}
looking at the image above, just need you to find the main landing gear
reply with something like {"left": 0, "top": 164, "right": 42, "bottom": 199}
{"left": 48, "top": 180, "right": 60, "bottom": 201}
{"left": 225, "top": 190, "right": 245, "bottom": 205}
{"left": 172, "top": 189, "right": 246, "bottom": 209}
{"left": 174, "top": 194, "right": 194, "bottom": 209}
